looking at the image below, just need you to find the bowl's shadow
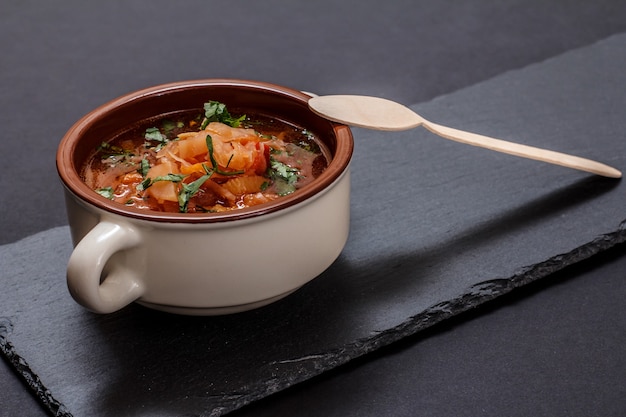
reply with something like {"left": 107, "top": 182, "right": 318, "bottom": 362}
{"left": 84, "top": 175, "right": 619, "bottom": 416}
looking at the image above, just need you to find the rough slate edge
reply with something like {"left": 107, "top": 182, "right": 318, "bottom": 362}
{"left": 220, "top": 231, "right": 626, "bottom": 412}
{"left": 1, "top": 40, "right": 625, "bottom": 417}
{"left": 235, "top": 27, "right": 626, "bottom": 413}
{"left": 2, "top": 35, "right": 626, "bottom": 417}
{"left": 3, "top": 40, "right": 626, "bottom": 417}
{"left": 0, "top": 326, "right": 69, "bottom": 416}
{"left": 2, "top": 230, "right": 626, "bottom": 417}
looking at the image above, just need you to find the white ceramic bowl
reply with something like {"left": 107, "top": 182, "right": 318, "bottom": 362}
{"left": 56, "top": 79, "right": 354, "bottom": 315}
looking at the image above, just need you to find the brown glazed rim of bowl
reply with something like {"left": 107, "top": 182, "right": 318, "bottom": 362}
{"left": 56, "top": 79, "right": 354, "bottom": 223}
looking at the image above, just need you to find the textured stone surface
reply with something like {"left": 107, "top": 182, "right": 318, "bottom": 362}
{"left": 1, "top": 33, "right": 626, "bottom": 416}
{"left": 230, "top": 241, "right": 626, "bottom": 417}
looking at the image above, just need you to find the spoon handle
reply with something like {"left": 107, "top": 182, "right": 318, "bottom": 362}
{"left": 421, "top": 120, "right": 622, "bottom": 178}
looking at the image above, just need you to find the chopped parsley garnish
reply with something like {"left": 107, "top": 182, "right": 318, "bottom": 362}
{"left": 270, "top": 159, "right": 299, "bottom": 183}
{"left": 97, "top": 142, "right": 134, "bottom": 158}
{"left": 178, "top": 165, "right": 213, "bottom": 213}
{"left": 144, "top": 127, "right": 167, "bottom": 142}
{"left": 138, "top": 158, "right": 150, "bottom": 177}
{"left": 160, "top": 119, "right": 183, "bottom": 135}
{"left": 200, "top": 101, "right": 246, "bottom": 129}
{"left": 137, "top": 173, "right": 186, "bottom": 191}
{"left": 269, "top": 158, "right": 300, "bottom": 196}
{"left": 144, "top": 127, "right": 169, "bottom": 151}
{"left": 95, "top": 187, "right": 115, "bottom": 199}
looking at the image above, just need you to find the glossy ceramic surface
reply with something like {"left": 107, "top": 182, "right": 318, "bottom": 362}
{"left": 57, "top": 79, "right": 354, "bottom": 315}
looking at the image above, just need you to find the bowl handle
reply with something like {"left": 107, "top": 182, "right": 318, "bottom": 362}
{"left": 67, "top": 221, "right": 144, "bottom": 313}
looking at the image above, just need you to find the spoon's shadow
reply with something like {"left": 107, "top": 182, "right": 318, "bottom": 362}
{"left": 330, "top": 176, "right": 623, "bottom": 328}
{"left": 424, "top": 175, "right": 616, "bottom": 255}
{"left": 335, "top": 175, "right": 622, "bottom": 300}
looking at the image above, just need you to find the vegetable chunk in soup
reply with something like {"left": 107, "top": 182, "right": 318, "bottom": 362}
{"left": 82, "top": 101, "right": 328, "bottom": 213}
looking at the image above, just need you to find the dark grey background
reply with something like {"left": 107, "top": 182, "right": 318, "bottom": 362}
{"left": 2, "top": 0, "right": 626, "bottom": 244}
{"left": 1, "top": 1, "right": 626, "bottom": 416}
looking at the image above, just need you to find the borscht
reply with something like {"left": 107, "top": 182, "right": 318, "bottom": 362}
{"left": 82, "top": 101, "right": 328, "bottom": 213}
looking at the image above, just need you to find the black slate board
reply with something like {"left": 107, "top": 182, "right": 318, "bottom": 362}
{"left": 2, "top": 34, "right": 626, "bottom": 417}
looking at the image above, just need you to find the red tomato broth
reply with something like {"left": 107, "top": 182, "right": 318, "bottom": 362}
{"left": 82, "top": 106, "right": 329, "bottom": 213}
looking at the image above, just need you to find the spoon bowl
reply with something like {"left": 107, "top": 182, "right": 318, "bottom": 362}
{"left": 309, "top": 95, "right": 622, "bottom": 178}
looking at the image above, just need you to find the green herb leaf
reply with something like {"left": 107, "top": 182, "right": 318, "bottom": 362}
{"left": 95, "top": 187, "right": 115, "bottom": 199}
{"left": 206, "top": 134, "right": 218, "bottom": 168}
{"left": 270, "top": 159, "right": 299, "bottom": 184}
{"left": 200, "top": 101, "right": 246, "bottom": 129}
{"left": 268, "top": 158, "right": 300, "bottom": 196}
{"left": 137, "top": 177, "right": 151, "bottom": 191}
{"left": 160, "top": 120, "right": 176, "bottom": 135}
{"left": 137, "top": 173, "right": 185, "bottom": 191}
{"left": 155, "top": 173, "right": 185, "bottom": 182}
{"left": 272, "top": 180, "right": 296, "bottom": 196}
{"left": 97, "top": 142, "right": 133, "bottom": 157}
{"left": 144, "top": 127, "right": 169, "bottom": 150}
{"left": 145, "top": 127, "right": 167, "bottom": 142}
{"left": 178, "top": 170, "right": 213, "bottom": 213}
{"left": 138, "top": 158, "right": 150, "bottom": 177}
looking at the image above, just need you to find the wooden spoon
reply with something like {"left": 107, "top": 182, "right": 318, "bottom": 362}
{"left": 308, "top": 95, "right": 622, "bottom": 178}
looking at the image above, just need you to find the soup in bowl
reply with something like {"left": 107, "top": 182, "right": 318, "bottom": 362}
{"left": 56, "top": 79, "right": 354, "bottom": 315}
